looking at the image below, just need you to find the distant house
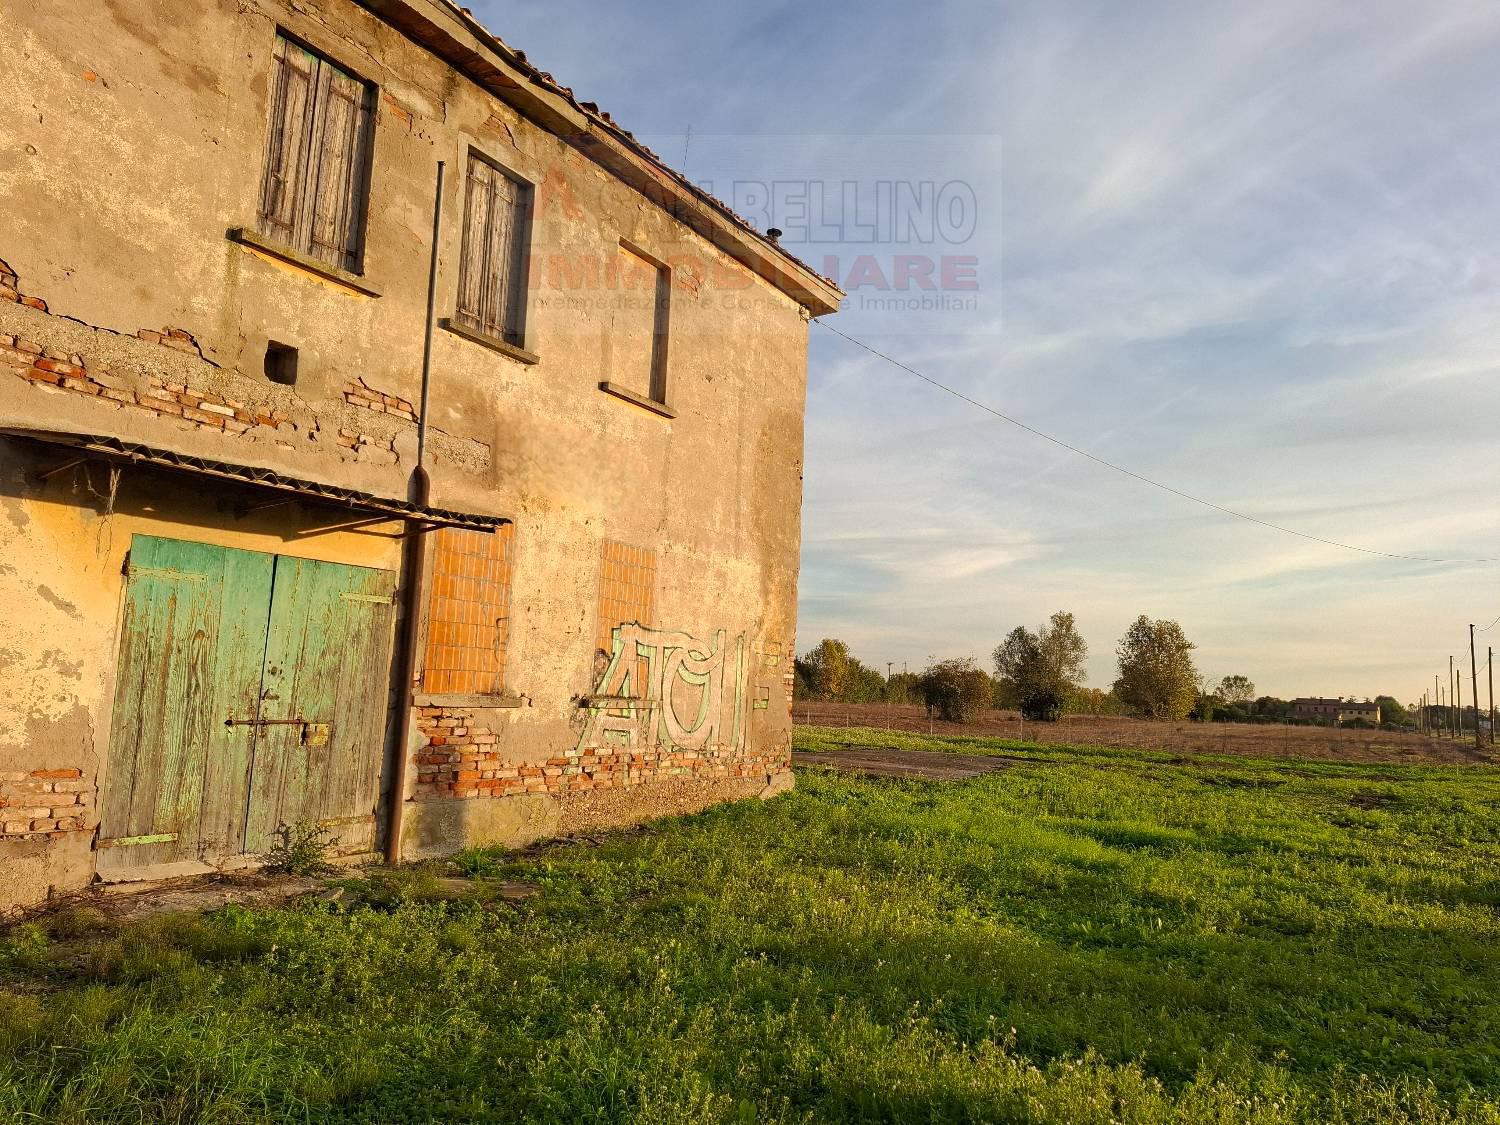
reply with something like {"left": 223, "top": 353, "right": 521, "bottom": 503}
{"left": 1291, "top": 698, "right": 1380, "bottom": 724}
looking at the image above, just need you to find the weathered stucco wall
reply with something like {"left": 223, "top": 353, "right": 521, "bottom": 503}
{"left": 0, "top": 0, "right": 819, "bottom": 907}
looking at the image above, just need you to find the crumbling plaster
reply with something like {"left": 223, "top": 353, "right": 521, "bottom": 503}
{"left": 0, "top": 0, "right": 817, "bottom": 905}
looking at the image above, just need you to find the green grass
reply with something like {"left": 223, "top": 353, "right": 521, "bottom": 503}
{"left": 3, "top": 727, "right": 1499, "bottom": 1123}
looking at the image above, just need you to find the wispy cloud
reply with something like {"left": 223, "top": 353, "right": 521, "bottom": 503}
{"left": 479, "top": 0, "right": 1500, "bottom": 699}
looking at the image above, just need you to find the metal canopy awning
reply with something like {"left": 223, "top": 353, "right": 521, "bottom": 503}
{"left": 9, "top": 430, "right": 508, "bottom": 532}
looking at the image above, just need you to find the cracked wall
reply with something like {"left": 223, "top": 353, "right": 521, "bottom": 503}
{"left": 0, "top": 0, "right": 815, "bottom": 901}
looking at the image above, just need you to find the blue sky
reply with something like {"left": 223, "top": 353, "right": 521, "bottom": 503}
{"left": 479, "top": 0, "right": 1500, "bottom": 701}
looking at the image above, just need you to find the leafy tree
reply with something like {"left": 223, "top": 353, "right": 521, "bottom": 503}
{"left": 1251, "top": 696, "right": 1290, "bottom": 722}
{"left": 793, "top": 640, "right": 907, "bottom": 705}
{"left": 798, "top": 639, "right": 855, "bottom": 700}
{"left": 792, "top": 658, "right": 816, "bottom": 701}
{"left": 1216, "top": 675, "right": 1255, "bottom": 706}
{"left": 1113, "top": 615, "right": 1199, "bottom": 720}
{"left": 885, "top": 671, "right": 921, "bottom": 706}
{"left": 918, "top": 657, "right": 992, "bottom": 723}
{"left": 1068, "top": 686, "right": 1125, "bottom": 715}
{"left": 992, "top": 611, "right": 1088, "bottom": 721}
{"left": 1373, "top": 695, "right": 1407, "bottom": 727}
{"left": 1193, "top": 678, "right": 1218, "bottom": 723}
{"left": 844, "top": 661, "right": 887, "bottom": 704}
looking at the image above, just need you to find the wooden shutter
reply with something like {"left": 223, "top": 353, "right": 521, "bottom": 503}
{"left": 456, "top": 156, "right": 525, "bottom": 342}
{"left": 306, "top": 63, "right": 373, "bottom": 272}
{"left": 258, "top": 36, "right": 317, "bottom": 247}
{"left": 257, "top": 34, "right": 373, "bottom": 272}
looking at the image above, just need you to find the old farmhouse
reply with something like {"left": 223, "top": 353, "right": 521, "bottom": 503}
{"left": 0, "top": 0, "right": 841, "bottom": 909}
{"left": 1289, "top": 698, "right": 1380, "bottom": 725}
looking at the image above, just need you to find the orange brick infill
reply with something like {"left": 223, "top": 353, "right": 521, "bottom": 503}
{"left": 411, "top": 708, "right": 788, "bottom": 800}
{"left": 344, "top": 377, "right": 417, "bottom": 422}
{"left": 0, "top": 767, "right": 96, "bottom": 839}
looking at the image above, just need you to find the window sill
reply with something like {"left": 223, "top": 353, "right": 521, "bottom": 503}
{"left": 438, "top": 318, "right": 539, "bottom": 365}
{"left": 226, "top": 228, "right": 380, "bottom": 298}
{"left": 599, "top": 382, "right": 675, "bottom": 419}
{"left": 413, "top": 691, "right": 525, "bottom": 709}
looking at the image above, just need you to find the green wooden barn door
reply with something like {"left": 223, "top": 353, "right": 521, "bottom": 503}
{"left": 101, "top": 536, "right": 396, "bottom": 876}
{"left": 98, "top": 537, "right": 274, "bottom": 877}
{"left": 242, "top": 555, "right": 396, "bottom": 857}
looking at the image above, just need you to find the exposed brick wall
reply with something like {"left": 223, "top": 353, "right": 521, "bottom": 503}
{"left": 2, "top": 253, "right": 505, "bottom": 478}
{"left": 1, "top": 256, "right": 401, "bottom": 454}
{"left": 333, "top": 427, "right": 398, "bottom": 462}
{"left": 411, "top": 707, "right": 788, "bottom": 801}
{"left": 0, "top": 767, "right": 95, "bottom": 838}
{"left": 0, "top": 258, "right": 47, "bottom": 312}
{"left": 3, "top": 332, "right": 292, "bottom": 436}
{"left": 344, "top": 377, "right": 417, "bottom": 422}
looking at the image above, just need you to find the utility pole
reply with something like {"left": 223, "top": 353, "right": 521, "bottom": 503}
{"left": 1471, "top": 625, "right": 1482, "bottom": 753}
{"left": 1457, "top": 670, "right": 1464, "bottom": 740}
{"left": 1489, "top": 645, "right": 1496, "bottom": 747}
{"left": 1435, "top": 675, "right": 1441, "bottom": 736}
{"left": 1450, "top": 657, "right": 1456, "bottom": 738}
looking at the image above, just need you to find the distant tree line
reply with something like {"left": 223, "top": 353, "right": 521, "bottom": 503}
{"left": 793, "top": 614, "right": 1416, "bottom": 728}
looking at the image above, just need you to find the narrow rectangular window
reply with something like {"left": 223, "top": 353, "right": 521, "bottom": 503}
{"left": 258, "top": 32, "right": 375, "bottom": 273}
{"left": 610, "top": 243, "right": 670, "bottom": 404}
{"left": 423, "top": 525, "right": 515, "bottom": 695}
{"left": 455, "top": 154, "right": 531, "bottom": 345}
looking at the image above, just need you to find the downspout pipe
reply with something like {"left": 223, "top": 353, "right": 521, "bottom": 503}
{"left": 386, "top": 160, "right": 445, "bottom": 865}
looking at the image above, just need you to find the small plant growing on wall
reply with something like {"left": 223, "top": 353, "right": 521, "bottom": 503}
{"left": 262, "top": 821, "right": 339, "bottom": 876}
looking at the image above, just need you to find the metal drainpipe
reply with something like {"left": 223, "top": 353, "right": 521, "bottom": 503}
{"left": 385, "top": 160, "right": 445, "bottom": 865}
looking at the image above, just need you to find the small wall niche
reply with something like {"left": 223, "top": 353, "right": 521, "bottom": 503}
{"left": 264, "top": 341, "right": 299, "bottom": 386}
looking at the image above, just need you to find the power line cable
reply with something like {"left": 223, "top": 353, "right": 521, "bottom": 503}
{"left": 816, "top": 321, "right": 1500, "bottom": 566}
{"left": 1477, "top": 612, "right": 1500, "bottom": 632}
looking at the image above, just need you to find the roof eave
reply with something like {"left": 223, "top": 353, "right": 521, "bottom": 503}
{"left": 354, "top": 0, "right": 843, "bottom": 317}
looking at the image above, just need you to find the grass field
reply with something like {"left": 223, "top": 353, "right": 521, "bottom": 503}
{"left": 3, "top": 727, "right": 1500, "bottom": 1123}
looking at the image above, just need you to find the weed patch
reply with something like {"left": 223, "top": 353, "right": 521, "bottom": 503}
{"left": 0, "top": 729, "right": 1497, "bottom": 1122}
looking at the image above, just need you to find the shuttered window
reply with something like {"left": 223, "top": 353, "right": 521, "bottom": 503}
{"left": 258, "top": 33, "right": 375, "bottom": 274}
{"left": 455, "top": 154, "right": 530, "bottom": 344}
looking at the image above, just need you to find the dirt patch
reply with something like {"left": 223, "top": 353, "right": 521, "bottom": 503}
{"left": 1348, "top": 792, "right": 1403, "bottom": 810}
{"left": 793, "top": 747, "right": 1019, "bottom": 781}
{"left": 6, "top": 870, "right": 329, "bottom": 929}
{"left": 795, "top": 703, "right": 1497, "bottom": 767}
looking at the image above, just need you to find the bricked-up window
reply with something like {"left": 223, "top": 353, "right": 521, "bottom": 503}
{"left": 258, "top": 33, "right": 375, "bottom": 274}
{"left": 423, "top": 525, "right": 515, "bottom": 695}
{"left": 610, "top": 243, "right": 670, "bottom": 403}
{"left": 596, "top": 540, "right": 656, "bottom": 676}
{"left": 455, "top": 153, "right": 531, "bottom": 345}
